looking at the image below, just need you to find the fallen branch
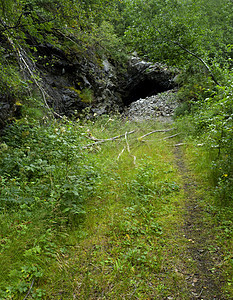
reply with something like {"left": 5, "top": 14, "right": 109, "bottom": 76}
{"left": 85, "top": 134, "right": 100, "bottom": 141}
{"left": 162, "top": 133, "right": 181, "bottom": 140}
{"left": 173, "top": 143, "right": 186, "bottom": 147}
{"left": 125, "top": 132, "right": 131, "bottom": 153}
{"left": 83, "top": 130, "right": 136, "bottom": 149}
{"left": 125, "top": 131, "right": 137, "bottom": 165}
{"left": 23, "top": 278, "right": 35, "bottom": 300}
{"left": 101, "top": 118, "right": 114, "bottom": 132}
{"left": 117, "top": 147, "right": 125, "bottom": 160}
{"left": 140, "top": 133, "right": 181, "bottom": 142}
{"left": 133, "top": 155, "right": 137, "bottom": 165}
{"left": 138, "top": 128, "right": 175, "bottom": 140}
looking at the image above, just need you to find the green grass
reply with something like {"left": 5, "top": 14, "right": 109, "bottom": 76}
{"left": 38, "top": 117, "right": 187, "bottom": 299}
{"left": 0, "top": 115, "right": 232, "bottom": 299}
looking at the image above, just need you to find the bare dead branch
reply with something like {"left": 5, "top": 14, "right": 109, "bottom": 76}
{"left": 125, "top": 132, "right": 130, "bottom": 153}
{"left": 162, "top": 133, "right": 181, "bottom": 140}
{"left": 85, "top": 134, "right": 99, "bottom": 141}
{"left": 117, "top": 147, "right": 125, "bottom": 160}
{"left": 141, "top": 133, "right": 181, "bottom": 142}
{"left": 125, "top": 132, "right": 137, "bottom": 165}
{"left": 9, "top": 40, "right": 63, "bottom": 119}
{"left": 83, "top": 130, "right": 136, "bottom": 149}
{"left": 133, "top": 155, "right": 137, "bottom": 165}
{"left": 23, "top": 278, "right": 35, "bottom": 300}
{"left": 138, "top": 128, "right": 175, "bottom": 140}
{"left": 172, "top": 40, "right": 220, "bottom": 86}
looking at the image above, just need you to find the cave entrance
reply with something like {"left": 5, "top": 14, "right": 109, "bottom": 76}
{"left": 122, "top": 79, "right": 171, "bottom": 106}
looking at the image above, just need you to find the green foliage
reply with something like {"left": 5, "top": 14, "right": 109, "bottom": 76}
{"left": 0, "top": 46, "right": 28, "bottom": 103}
{"left": 116, "top": 0, "right": 233, "bottom": 209}
{"left": 0, "top": 118, "right": 99, "bottom": 218}
{"left": 175, "top": 67, "right": 233, "bottom": 206}
{"left": 92, "top": 21, "right": 125, "bottom": 60}
{"left": 1, "top": 0, "right": 233, "bottom": 297}
{"left": 0, "top": 0, "right": 126, "bottom": 121}
{"left": 55, "top": 118, "right": 184, "bottom": 299}
{"left": 123, "top": 0, "right": 233, "bottom": 67}
{"left": 0, "top": 115, "right": 232, "bottom": 298}
{"left": 79, "top": 88, "right": 94, "bottom": 104}
{"left": 0, "top": 117, "right": 101, "bottom": 298}
{"left": 0, "top": 116, "right": 181, "bottom": 298}
{"left": 0, "top": 0, "right": 125, "bottom": 53}
{"left": 193, "top": 83, "right": 233, "bottom": 204}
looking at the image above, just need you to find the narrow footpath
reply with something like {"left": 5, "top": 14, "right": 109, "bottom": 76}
{"left": 173, "top": 145, "right": 225, "bottom": 300}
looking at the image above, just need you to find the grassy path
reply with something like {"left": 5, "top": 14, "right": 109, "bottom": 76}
{"left": 1, "top": 118, "right": 231, "bottom": 299}
{"left": 47, "top": 120, "right": 227, "bottom": 299}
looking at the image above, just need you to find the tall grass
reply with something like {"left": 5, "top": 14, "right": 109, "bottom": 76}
{"left": 0, "top": 115, "right": 183, "bottom": 299}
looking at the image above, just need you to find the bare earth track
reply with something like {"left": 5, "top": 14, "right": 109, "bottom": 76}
{"left": 173, "top": 145, "right": 225, "bottom": 300}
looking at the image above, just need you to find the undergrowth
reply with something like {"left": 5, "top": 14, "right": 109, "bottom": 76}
{"left": 175, "top": 73, "right": 233, "bottom": 297}
{"left": 0, "top": 117, "right": 100, "bottom": 299}
{"left": 0, "top": 113, "right": 232, "bottom": 299}
{"left": 0, "top": 115, "right": 183, "bottom": 299}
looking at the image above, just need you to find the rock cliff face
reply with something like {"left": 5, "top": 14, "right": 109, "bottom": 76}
{"left": 120, "top": 54, "right": 176, "bottom": 106}
{"left": 0, "top": 42, "right": 178, "bottom": 126}
{"left": 35, "top": 47, "right": 177, "bottom": 116}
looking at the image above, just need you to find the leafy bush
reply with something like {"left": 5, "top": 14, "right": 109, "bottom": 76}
{"left": 0, "top": 117, "right": 101, "bottom": 298}
{"left": 176, "top": 70, "right": 233, "bottom": 206}
{"left": 0, "top": 118, "right": 100, "bottom": 218}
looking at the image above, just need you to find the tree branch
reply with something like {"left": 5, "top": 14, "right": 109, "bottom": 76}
{"left": 162, "top": 133, "right": 181, "bottom": 140}
{"left": 83, "top": 130, "right": 136, "bottom": 149}
{"left": 138, "top": 128, "right": 175, "bottom": 140}
{"left": 23, "top": 278, "right": 35, "bottom": 300}
{"left": 154, "top": 26, "right": 221, "bottom": 86}
{"left": 0, "top": 14, "right": 23, "bottom": 33}
{"left": 8, "top": 39, "right": 63, "bottom": 119}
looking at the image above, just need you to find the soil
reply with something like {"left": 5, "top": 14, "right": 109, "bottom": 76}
{"left": 173, "top": 145, "right": 225, "bottom": 300}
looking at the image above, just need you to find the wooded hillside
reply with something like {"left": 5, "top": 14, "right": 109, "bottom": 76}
{"left": 0, "top": 0, "right": 233, "bottom": 298}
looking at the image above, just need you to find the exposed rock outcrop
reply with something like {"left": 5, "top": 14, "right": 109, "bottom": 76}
{"left": 0, "top": 41, "right": 178, "bottom": 127}
{"left": 32, "top": 44, "right": 124, "bottom": 116}
{"left": 0, "top": 96, "right": 16, "bottom": 128}
{"left": 44, "top": 49, "right": 175, "bottom": 115}
{"left": 34, "top": 47, "right": 178, "bottom": 117}
{"left": 120, "top": 54, "right": 176, "bottom": 106}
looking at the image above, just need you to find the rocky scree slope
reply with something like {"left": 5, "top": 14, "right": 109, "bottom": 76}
{"left": 124, "top": 89, "right": 179, "bottom": 122}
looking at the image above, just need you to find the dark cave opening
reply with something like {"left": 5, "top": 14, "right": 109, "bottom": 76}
{"left": 122, "top": 79, "right": 171, "bottom": 106}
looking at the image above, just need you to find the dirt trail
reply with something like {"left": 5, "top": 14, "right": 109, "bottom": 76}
{"left": 173, "top": 146, "right": 224, "bottom": 300}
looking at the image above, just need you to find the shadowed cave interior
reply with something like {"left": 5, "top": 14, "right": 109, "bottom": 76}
{"left": 122, "top": 79, "right": 171, "bottom": 106}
